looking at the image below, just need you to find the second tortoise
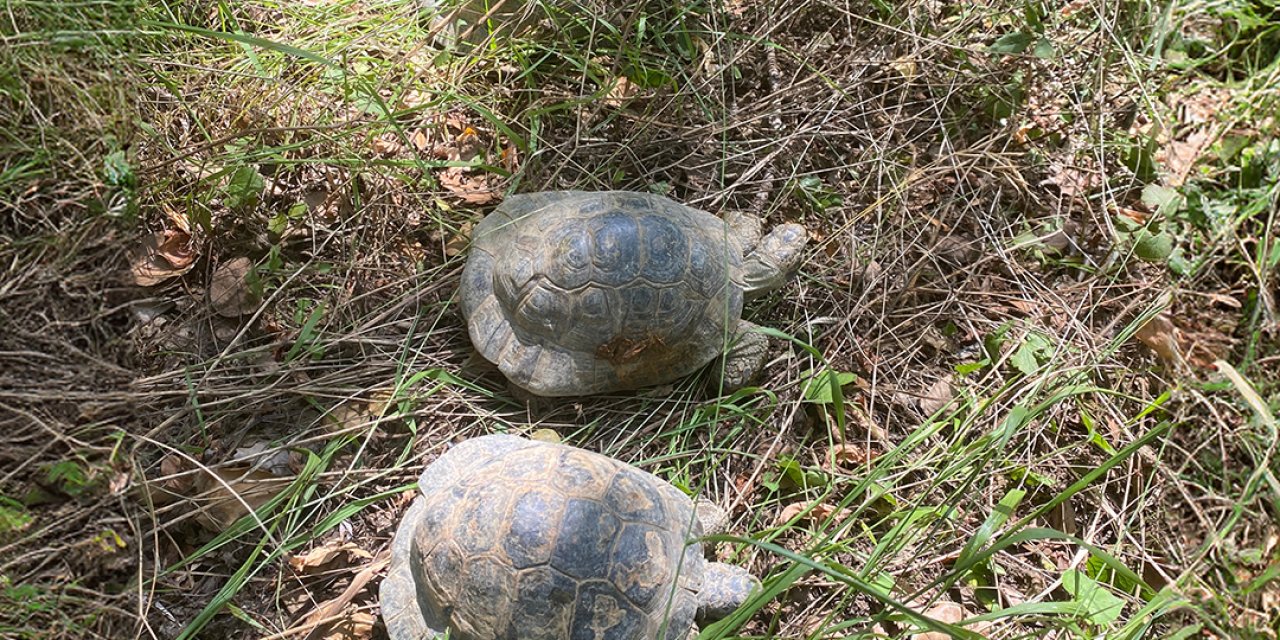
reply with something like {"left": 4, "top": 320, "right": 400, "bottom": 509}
{"left": 460, "top": 191, "right": 807, "bottom": 396}
{"left": 379, "top": 434, "right": 759, "bottom": 640}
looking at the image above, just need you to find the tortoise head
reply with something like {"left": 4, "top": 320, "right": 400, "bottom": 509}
{"left": 697, "top": 562, "right": 760, "bottom": 622}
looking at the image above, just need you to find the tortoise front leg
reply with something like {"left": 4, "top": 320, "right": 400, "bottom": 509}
{"left": 690, "top": 500, "right": 760, "bottom": 624}
{"left": 697, "top": 563, "right": 761, "bottom": 622}
{"left": 712, "top": 320, "right": 769, "bottom": 393}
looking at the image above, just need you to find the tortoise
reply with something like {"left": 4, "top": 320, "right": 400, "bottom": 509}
{"left": 460, "top": 191, "right": 807, "bottom": 396}
{"left": 380, "top": 434, "right": 759, "bottom": 640}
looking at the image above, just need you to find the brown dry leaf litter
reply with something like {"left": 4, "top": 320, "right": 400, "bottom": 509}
{"left": 444, "top": 221, "right": 472, "bottom": 258}
{"left": 370, "top": 135, "right": 403, "bottom": 157}
{"left": 286, "top": 554, "right": 388, "bottom": 640}
{"left": 158, "top": 454, "right": 190, "bottom": 491}
{"left": 324, "top": 402, "right": 378, "bottom": 434}
{"left": 131, "top": 229, "right": 196, "bottom": 286}
{"left": 1160, "top": 129, "right": 1215, "bottom": 186}
{"left": 829, "top": 442, "right": 877, "bottom": 467}
{"left": 776, "top": 501, "right": 851, "bottom": 526}
{"left": 1134, "top": 313, "right": 1184, "bottom": 370}
{"left": 910, "top": 600, "right": 985, "bottom": 640}
{"left": 1041, "top": 157, "right": 1096, "bottom": 201}
{"left": 209, "top": 257, "right": 260, "bottom": 317}
{"left": 289, "top": 541, "right": 373, "bottom": 574}
{"left": 143, "top": 456, "right": 293, "bottom": 531}
{"left": 918, "top": 375, "right": 954, "bottom": 416}
{"left": 409, "top": 128, "right": 430, "bottom": 152}
{"left": 191, "top": 466, "right": 292, "bottom": 532}
{"left": 321, "top": 610, "right": 375, "bottom": 640}
{"left": 232, "top": 441, "right": 297, "bottom": 476}
{"left": 18, "top": 1, "right": 1272, "bottom": 637}
{"left": 1158, "top": 86, "right": 1231, "bottom": 185}
{"left": 603, "top": 76, "right": 640, "bottom": 108}
{"left": 438, "top": 167, "right": 500, "bottom": 204}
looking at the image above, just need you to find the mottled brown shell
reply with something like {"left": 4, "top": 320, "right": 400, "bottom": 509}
{"left": 460, "top": 191, "right": 745, "bottom": 396}
{"left": 381, "top": 435, "right": 706, "bottom": 640}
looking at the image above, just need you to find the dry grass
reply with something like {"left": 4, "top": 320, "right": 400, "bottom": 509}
{"left": 1, "top": 0, "right": 1277, "bottom": 639}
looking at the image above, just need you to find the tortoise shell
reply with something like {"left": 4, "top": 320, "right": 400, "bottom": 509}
{"left": 460, "top": 191, "right": 745, "bottom": 396}
{"left": 381, "top": 435, "right": 708, "bottom": 640}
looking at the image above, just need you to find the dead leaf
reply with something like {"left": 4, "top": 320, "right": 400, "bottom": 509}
{"left": 889, "top": 56, "right": 918, "bottom": 80}
{"left": 1060, "top": 0, "right": 1090, "bottom": 17}
{"left": 371, "top": 135, "right": 403, "bottom": 157}
{"left": 108, "top": 472, "right": 129, "bottom": 495}
{"left": 935, "top": 236, "right": 980, "bottom": 265}
{"left": 1158, "top": 130, "right": 1213, "bottom": 186}
{"left": 444, "top": 221, "right": 472, "bottom": 257}
{"left": 131, "top": 230, "right": 196, "bottom": 286}
{"left": 409, "top": 129, "right": 430, "bottom": 152}
{"left": 398, "top": 89, "right": 431, "bottom": 110}
{"left": 832, "top": 394, "right": 892, "bottom": 450}
{"left": 603, "top": 76, "right": 640, "bottom": 107}
{"left": 325, "top": 402, "right": 374, "bottom": 433}
{"left": 304, "top": 187, "right": 353, "bottom": 222}
{"left": 858, "top": 259, "right": 883, "bottom": 286}
{"left": 321, "top": 610, "right": 375, "bottom": 640}
{"left": 919, "top": 376, "right": 953, "bottom": 415}
{"left": 1176, "top": 88, "right": 1229, "bottom": 125}
{"left": 1007, "top": 298, "right": 1037, "bottom": 316}
{"left": 1042, "top": 219, "right": 1079, "bottom": 254}
{"left": 209, "top": 257, "right": 260, "bottom": 317}
{"left": 1044, "top": 161, "right": 1100, "bottom": 198}
{"left": 830, "top": 443, "right": 875, "bottom": 466}
{"left": 1134, "top": 314, "right": 1183, "bottom": 369}
{"left": 438, "top": 167, "right": 499, "bottom": 204}
{"left": 911, "top": 600, "right": 972, "bottom": 640}
{"left": 776, "top": 501, "right": 850, "bottom": 526}
{"left": 234, "top": 441, "right": 295, "bottom": 476}
{"left": 304, "top": 187, "right": 329, "bottom": 210}
{"left": 1012, "top": 121, "right": 1034, "bottom": 145}
{"left": 444, "top": 112, "right": 470, "bottom": 133}
{"left": 159, "top": 202, "right": 195, "bottom": 234}
{"left": 365, "top": 389, "right": 397, "bottom": 418}
{"left": 925, "top": 600, "right": 966, "bottom": 623}
{"left": 289, "top": 541, "right": 373, "bottom": 573}
{"left": 777, "top": 503, "right": 806, "bottom": 524}
{"left": 1114, "top": 205, "right": 1148, "bottom": 225}
{"left": 159, "top": 455, "right": 194, "bottom": 493}
{"left": 192, "top": 466, "right": 292, "bottom": 532}
{"left": 289, "top": 554, "right": 388, "bottom": 639}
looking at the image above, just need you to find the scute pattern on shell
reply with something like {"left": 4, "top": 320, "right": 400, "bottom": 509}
{"left": 384, "top": 435, "right": 706, "bottom": 640}
{"left": 461, "top": 191, "right": 745, "bottom": 396}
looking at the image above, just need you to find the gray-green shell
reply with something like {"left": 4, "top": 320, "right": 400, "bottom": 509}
{"left": 460, "top": 191, "right": 745, "bottom": 396}
{"left": 381, "top": 435, "right": 707, "bottom": 640}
